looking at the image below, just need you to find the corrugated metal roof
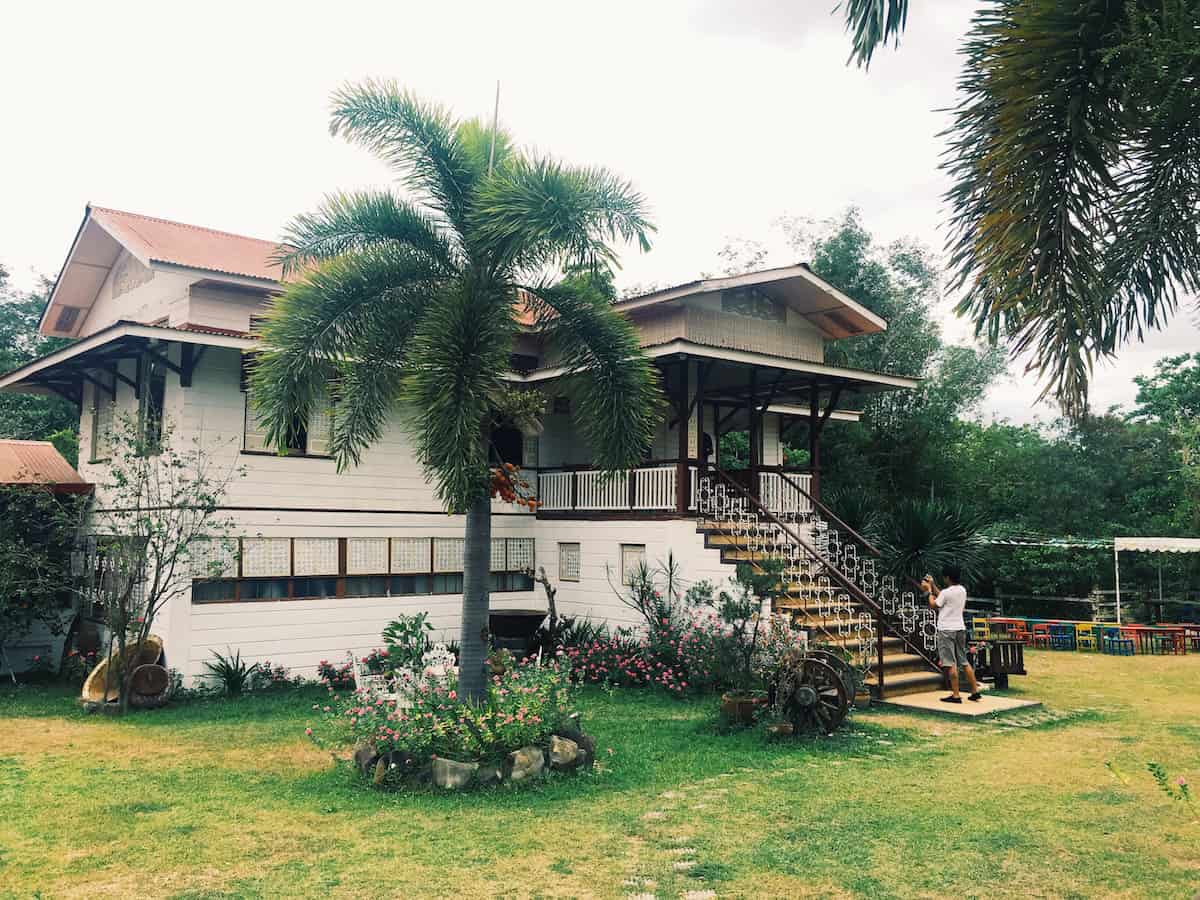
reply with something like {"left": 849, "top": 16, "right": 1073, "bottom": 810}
{"left": 0, "top": 440, "right": 87, "bottom": 486}
{"left": 90, "top": 206, "right": 287, "bottom": 283}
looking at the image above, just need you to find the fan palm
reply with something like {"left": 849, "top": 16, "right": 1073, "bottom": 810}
{"left": 250, "top": 81, "right": 662, "bottom": 700}
{"left": 842, "top": 0, "right": 1200, "bottom": 419}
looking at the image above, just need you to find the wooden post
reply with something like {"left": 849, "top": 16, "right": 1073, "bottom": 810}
{"left": 676, "top": 361, "right": 689, "bottom": 515}
{"left": 747, "top": 368, "right": 759, "bottom": 497}
{"left": 808, "top": 381, "right": 821, "bottom": 501}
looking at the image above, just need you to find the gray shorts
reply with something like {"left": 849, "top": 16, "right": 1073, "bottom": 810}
{"left": 936, "top": 630, "right": 969, "bottom": 668}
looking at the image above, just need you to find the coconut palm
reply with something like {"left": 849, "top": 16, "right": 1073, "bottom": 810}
{"left": 842, "top": 0, "right": 1200, "bottom": 418}
{"left": 250, "top": 81, "right": 662, "bottom": 700}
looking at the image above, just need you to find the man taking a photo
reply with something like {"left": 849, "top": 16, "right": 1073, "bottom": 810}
{"left": 922, "top": 565, "right": 981, "bottom": 704}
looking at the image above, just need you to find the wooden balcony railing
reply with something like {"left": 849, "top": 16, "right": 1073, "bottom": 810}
{"left": 536, "top": 464, "right": 698, "bottom": 514}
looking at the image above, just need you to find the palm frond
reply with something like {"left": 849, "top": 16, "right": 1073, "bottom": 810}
{"left": 250, "top": 248, "right": 441, "bottom": 455}
{"left": 329, "top": 80, "right": 478, "bottom": 232}
{"left": 471, "top": 156, "right": 654, "bottom": 275}
{"left": 522, "top": 278, "right": 663, "bottom": 472}
{"left": 403, "top": 280, "right": 515, "bottom": 511}
{"left": 274, "top": 190, "right": 459, "bottom": 276}
{"left": 943, "top": 0, "right": 1200, "bottom": 419}
{"left": 840, "top": 0, "right": 908, "bottom": 69}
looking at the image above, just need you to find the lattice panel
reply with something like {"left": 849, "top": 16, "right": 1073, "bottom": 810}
{"left": 559, "top": 542, "right": 580, "bottom": 582}
{"left": 491, "top": 537, "right": 507, "bottom": 570}
{"left": 242, "top": 538, "right": 291, "bottom": 577}
{"left": 433, "top": 538, "right": 465, "bottom": 573}
{"left": 507, "top": 537, "right": 535, "bottom": 572}
{"left": 190, "top": 537, "right": 238, "bottom": 578}
{"left": 620, "top": 543, "right": 646, "bottom": 584}
{"left": 347, "top": 538, "right": 388, "bottom": 575}
{"left": 391, "top": 538, "right": 431, "bottom": 574}
{"left": 294, "top": 538, "right": 338, "bottom": 576}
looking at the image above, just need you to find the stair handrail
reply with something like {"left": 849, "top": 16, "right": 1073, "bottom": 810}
{"left": 775, "top": 472, "right": 928, "bottom": 596}
{"left": 776, "top": 471, "right": 884, "bottom": 557}
{"left": 709, "top": 468, "right": 941, "bottom": 673}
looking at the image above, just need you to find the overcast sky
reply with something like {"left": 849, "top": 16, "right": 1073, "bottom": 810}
{"left": 3, "top": 0, "right": 1196, "bottom": 423}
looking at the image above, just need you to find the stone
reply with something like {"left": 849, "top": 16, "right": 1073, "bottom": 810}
{"left": 505, "top": 746, "right": 546, "bottom": 782}
{"left": 354, "top": 745, "right": 380, "bottom": 775}
{"left": 476, "top": 763, "right": 503, "bottom": 787}
{"left": 554, "top": 725, "right": 596, "bottom": 757}
{"left": 433, "top": 757, "right": 479, "bottom": 790}
{"left": 548, "top": 735, "right": 580, "bottom": 770}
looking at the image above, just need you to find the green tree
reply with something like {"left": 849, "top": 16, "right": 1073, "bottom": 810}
{"left": 802, "top": 210, "right": 1006, "bottom": 502}
{"left": 251, "top": 82, "right": 661, "bottom": 701}
{"left": 0, "top": 486, "right": 85, "bottom": 680}
{"left": 842, "top": 0, "right": 1200, "bottom": 418}
{"left": 0, "top": 266, "right": 76, "bottom": 441}
{"left": 1133, "top": 353, "right": 1200, "bottom": 424}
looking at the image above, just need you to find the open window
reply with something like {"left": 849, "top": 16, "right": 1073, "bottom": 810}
{"left": 138, "top": 357, "right": 167, "bottom": 454}
{"left": 239, "top": 352, "right": 332, "bottom": 457}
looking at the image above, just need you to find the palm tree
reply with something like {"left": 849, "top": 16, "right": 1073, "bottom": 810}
{"left": 841, "top": 0, "right": 1200, "bottom": 419}
{"left": 249, "top": 81, "right": 662, "bottom": 700}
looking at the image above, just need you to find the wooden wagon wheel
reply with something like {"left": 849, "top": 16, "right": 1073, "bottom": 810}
{"left": 777, "top": 658, "right": 849, "bottom": 735}
{"left": 804, "top": 649, "right": 857, "bottom": 702}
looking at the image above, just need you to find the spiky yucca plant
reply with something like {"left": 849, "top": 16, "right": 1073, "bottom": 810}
{"left": 250, "top": 82, "right": 662, "bottom": 700}
{"left": 879, "top": 498, "right": 988, "bottom": 585}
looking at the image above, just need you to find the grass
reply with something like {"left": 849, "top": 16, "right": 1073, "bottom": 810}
{"left": 1, "top": 651, "right": 1198, "bottom": 898}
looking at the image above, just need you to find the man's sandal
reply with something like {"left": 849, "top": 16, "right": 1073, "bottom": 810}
{"left": 940, "top": 696, "right": 962, "bottom": 704}
{"left": 967, "top": 693, "right": 982, "bottom": 702}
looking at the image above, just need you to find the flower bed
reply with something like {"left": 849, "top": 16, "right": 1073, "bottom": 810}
{"left": 308, "top": 652, "right": 595, "bottom": 790}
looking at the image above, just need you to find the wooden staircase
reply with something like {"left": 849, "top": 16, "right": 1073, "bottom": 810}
{"left": 695, "top": 478, "right": 945, "bottom": 700}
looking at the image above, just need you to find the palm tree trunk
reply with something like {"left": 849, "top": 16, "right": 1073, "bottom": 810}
{"left": 458, "top": 491, "right": 492, "bottom": 702}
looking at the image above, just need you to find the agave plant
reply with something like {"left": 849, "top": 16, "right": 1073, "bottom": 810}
{"left": 823, "top": 484, "right": 884, "bottom": 545}
{"left": 878, "top": 498, "right": 989, "bottom": 584}
{"left": 203, "top": 648, "right": 259, "bottom": 697}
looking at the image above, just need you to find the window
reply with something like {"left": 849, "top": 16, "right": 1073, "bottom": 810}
{"left": 390, "top": 574, "right": 430, "bottom": 595}
{"left": 344, "top": 575, "right": 390, "bottom": 598}
{"left": 492, "top": 571, "right": 535, "bottom": 592}
{"left": 291, "top": 577, "right": 338, "bottom": 599}
{"left": 620, "top": 543, "right": 647, "bottom": 585}
{"left": 89, "top": 374, "right": 116, "bottom": 462}
{"left": 239, "top": 579, "right": 290, "bottom": 601}
{"left": 559, "top": 543, "right": 580, "bottom": 582}
{"left": 192, "top": 580, "right": 237, "bottom": 603}
{"left": 240, "top": 352, "right": 332, "bottom": 456}
{"left": 138, "top": 358, "right": 167, "bottom": 453}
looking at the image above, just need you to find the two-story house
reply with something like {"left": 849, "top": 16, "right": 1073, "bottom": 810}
{"left": 1, "top": 204, "right": 942, "bottom": 695}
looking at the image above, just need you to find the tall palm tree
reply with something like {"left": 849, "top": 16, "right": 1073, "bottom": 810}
{"left": 841, "top": 0, "right": 1200, "bottom": 419}
{"left": 250, "top": 81, "right": 662, "bottom": 700}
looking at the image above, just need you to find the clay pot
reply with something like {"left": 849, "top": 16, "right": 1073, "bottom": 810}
{"left": 720, "top": 691, "right": 766, "bottom": 725}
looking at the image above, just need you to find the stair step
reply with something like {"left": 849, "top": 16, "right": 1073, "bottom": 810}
{"left": 868, "top": 669, "right": 945, "bottom": 698}
{"left": 876, "top": 653, "right": 932, "bottom": 675}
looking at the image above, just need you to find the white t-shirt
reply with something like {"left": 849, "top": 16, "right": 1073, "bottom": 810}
{"left": 934, "top": 584, "right": 967, "bottom": 632}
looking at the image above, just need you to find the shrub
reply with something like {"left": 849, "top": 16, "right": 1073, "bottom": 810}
{"left": 317, "top": 659, "right": 355, "bottom": 689}
{"left": 61, "top": 648, "right": 100, "bottom": 686}
{"left": 309, "top": 654, "right": 576, "bottom": 765}
{"left": 249, "top": 659, "right": 295, "bottom": 690}
{"left": 381, "top": 612, "right": 435, "bottom": 672}
{"left": 203, "top": 648, "right": 259, "bottom": 697}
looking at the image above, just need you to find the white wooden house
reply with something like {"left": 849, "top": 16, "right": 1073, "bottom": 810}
{"left": 0, "top": 205, "right": 923, "bottom": 686}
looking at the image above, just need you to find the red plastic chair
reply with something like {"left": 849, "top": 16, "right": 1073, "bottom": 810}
{"left": 1031, "top": 623, "right": 1053, "bottom": 649}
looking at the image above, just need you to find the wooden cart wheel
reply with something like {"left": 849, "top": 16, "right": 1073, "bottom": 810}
{"left": 804, "top": 649, "right": 857, "bottom": 702}
{"left": 778, "top": 658, "right": 849, "bottom": 735}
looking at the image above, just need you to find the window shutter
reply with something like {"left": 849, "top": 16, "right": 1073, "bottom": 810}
{"left": 306, "top": 390, "right": 333, "bottom": 457}
{"left": 243, "top": 395, "right": 268, "bottom": 451}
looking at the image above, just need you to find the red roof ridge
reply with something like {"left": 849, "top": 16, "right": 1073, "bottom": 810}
{"left": 89, "top": 205, "right": 282, "bottom": 251}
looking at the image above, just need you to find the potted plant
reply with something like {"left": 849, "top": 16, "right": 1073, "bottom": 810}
{"left": 715, "top": 560, "right": 785, "bottom": 726}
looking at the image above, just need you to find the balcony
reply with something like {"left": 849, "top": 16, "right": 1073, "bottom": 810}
{"left": 534, "top": 464, "right": 811, "bottom": 517}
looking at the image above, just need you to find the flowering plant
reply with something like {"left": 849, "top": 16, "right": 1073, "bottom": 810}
{"left": 308, "top": 653, "right": 577, "bottom": 765}
{"left": 61, "top": 649, "right": 100, "bottom": 685}
{"left": 316, "top": 659, "right": 354, "bottom": 689}
{"left": 249, "top": 659, "right": 296, "bottom": 690}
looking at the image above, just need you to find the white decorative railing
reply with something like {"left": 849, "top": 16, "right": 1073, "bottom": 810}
{"left": 576, "top": 470, "right": 629, "bottom": 510}
{"left": 535, "top": 465, "right": 688, "bottom": 513}
{"left": 633, "top": 466, "right": 675, "bottom": 509}
{"left": 760, "top": 471, "right": 813, "bottom": 516}
{"left": 537, "top": 471, "right": 573, "bottom": 511}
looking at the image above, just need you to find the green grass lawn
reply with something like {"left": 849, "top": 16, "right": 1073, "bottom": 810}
{"left": 2, "top": 651, "right": 1198, "bottom": 899}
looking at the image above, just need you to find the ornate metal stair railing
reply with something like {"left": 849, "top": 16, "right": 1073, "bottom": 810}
{"left": 767, "top": 472, "right": 943, "bottom": 678}
{"left": 696, "top": 473, "right": 879, "bottom": 674}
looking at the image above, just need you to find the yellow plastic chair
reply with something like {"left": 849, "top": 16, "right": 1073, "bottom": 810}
{"left": 1075, "top": 623, "right": 1098, "bottom": 651}
{"left": 971, "top": 616, "right": 991, "bottom": 642}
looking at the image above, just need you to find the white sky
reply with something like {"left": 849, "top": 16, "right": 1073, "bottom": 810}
{"left": 3, "top": 0, "right": 1196, "bottom": 423}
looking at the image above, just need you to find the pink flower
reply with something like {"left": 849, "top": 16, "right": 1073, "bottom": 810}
{"left": 1177, "top": 776, "right": 1189, "bottom": 787}
{"left": 304, "top": 727, "right": 313, "bottom": 736}
{"left": 448, "top": 690, "right": 457, "bottom": 700}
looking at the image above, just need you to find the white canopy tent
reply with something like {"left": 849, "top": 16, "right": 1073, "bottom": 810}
{"left": 1113, "top": 537, "right": 1200, "bottom": 624}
